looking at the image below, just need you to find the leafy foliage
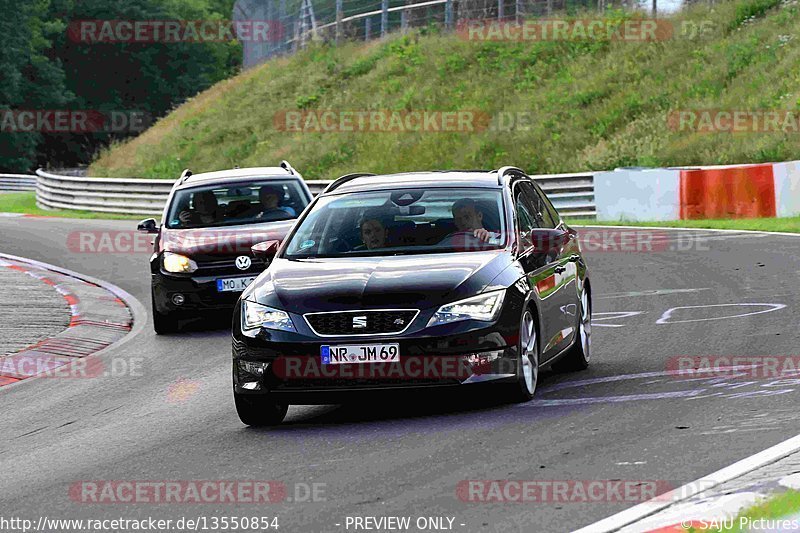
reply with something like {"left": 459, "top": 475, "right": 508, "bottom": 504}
{"left": 1, "top": 0, "right": 240, "bottom": 172}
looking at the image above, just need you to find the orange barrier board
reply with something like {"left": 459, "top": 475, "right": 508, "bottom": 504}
{"left": 680, "top": 164, "right": 776, "bottom": 219}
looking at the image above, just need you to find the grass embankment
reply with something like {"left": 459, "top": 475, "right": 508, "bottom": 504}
{"left": 91, "top": 0, "right": 800, "bottom": 180}
{"left": 0, "top": 192, "right": 140, "bottom": 220}
{"left": 571, "top": 217, "right": 800, "bottom": 232}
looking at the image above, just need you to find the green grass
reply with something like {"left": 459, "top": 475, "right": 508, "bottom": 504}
{"left": 684, "top": 490, "right": 800, "bottom": 532}
{"left": 0, "top": 192, "right": 141, "bottom": 220}
{"left": 570, "top": 216, "right": 800, "bottom": 232}
{"left": 89, "top": 0, "right": 800, "bottom": 180}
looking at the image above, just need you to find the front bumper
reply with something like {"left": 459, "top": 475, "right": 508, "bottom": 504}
{"left": 231, "top": 300, "right": 523, "bottom": 403}
{"left": 152, "top": 272, "right": 253, "bottom": 314}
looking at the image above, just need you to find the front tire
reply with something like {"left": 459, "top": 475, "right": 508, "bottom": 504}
{"left": 552, "top": 287, "right": 591, "bottom": 372}
{"left": 234, "top": 392, "right": 288, "bottom": 426}
{"left": 505, "top": 308, "right": 539, "bottom": 403}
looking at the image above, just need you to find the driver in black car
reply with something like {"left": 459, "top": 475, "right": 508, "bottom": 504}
{"left": 254, "top": 185, "right": 295, "bottom": 220}
{"left": 450, "top": 198, "right": 497, "bottom": 243}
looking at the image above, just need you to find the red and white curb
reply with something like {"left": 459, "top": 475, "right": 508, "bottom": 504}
{"left": 0, "top": 253, "right": 144, "bottom": 388}
{"left": 574, "top": 433, "right": 800, "bottom": 532}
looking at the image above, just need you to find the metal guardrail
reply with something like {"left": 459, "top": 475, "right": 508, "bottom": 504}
{"left": 36, "top": 169, "right": 173, "bottom": 215}
{"left": 0, "top": 174, "right": 37, "bottom": 192}
{"left": 34, "top": 169, "right": 596, "bottom": 219}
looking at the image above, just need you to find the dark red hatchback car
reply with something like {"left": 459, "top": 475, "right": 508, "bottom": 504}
{"left": 137, "top": 162, "right": 312, "bottom": 333}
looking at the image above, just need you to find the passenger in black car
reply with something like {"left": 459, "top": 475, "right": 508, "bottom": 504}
{"left": 359, "top": 214, "right": 389, "bottom": 250}
{"left": 178, "top": 190, "right": 221, "bottom": 227}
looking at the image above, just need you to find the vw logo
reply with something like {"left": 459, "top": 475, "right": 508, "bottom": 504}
{"left": 235, "top": 255, "right": 252, "bottom": 271}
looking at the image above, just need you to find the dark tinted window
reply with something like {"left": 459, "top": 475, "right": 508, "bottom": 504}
{"left": 514, "top": 185, "right": 537, "bottom": 250}
{"left": 519, "top": 182, "right": 557, "bottom": 229}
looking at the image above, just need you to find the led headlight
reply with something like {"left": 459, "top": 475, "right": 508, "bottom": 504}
{"left": 242, "top": 300, "right": 296, "bottom": 332}
{"left": 162, "top": 252, "right": 197, "bottom": 273}
{"left": 428, "top": 290, "right": 506, "bottom": 327}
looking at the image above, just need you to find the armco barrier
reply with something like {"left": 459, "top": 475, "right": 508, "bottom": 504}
{"left": 0, "top": 174, "right": 37, "bottom": 192}
{"left": 34, "top": 169, "right": 597, "bottom": 219}
{"left": 36, "top": 169, "right": 174, "bottom": 215}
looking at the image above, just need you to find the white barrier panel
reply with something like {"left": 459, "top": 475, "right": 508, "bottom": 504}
{"left": 772, "top": 160, "right": 800, "bottom": 218}
{"left": 593, "top": 169, "right": 681, "bottom": 222}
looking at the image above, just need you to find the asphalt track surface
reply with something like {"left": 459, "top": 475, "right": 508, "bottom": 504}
{"left": 1, "top": 217, "right": 799, "bottom": 533}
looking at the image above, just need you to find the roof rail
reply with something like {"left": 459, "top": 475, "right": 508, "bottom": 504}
{"left": 496, "top": 166, "right": 525, "bottom": 185}
{"left": 323, "top": 172, "right": 377, "bottom": 194}
{"left": 176, "top": 168, "right": 193, "bottom": 187}
{"left": 280, "top": 160, "right": 297, "bottom": 175}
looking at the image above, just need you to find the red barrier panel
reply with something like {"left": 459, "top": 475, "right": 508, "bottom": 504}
{"left": 679, "top": 164, "right": 776, "bottom": 219}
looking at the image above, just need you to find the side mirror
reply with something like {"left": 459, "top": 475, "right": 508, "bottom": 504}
{"left": 530, "top": 228, "right": 569, "bottom": 252}
{"left": 137, "top": 218, "right": 158, "bottom": 234}
{"left": 251, "top": 240, "right": 280, "bottom": 265}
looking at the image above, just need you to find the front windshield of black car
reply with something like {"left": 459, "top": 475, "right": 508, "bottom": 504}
{"left": 283, "top": 188, "right": 507, "bottom": 259}
{"left": 165, "top": 179, "right": 308, "bottom": 229}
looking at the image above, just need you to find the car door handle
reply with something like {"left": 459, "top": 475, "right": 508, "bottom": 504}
{"left": 554, "top": 265, "right": 567, "bottom": 274}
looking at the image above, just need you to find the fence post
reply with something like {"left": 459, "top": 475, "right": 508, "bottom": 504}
{"left": 279, "top": 0, "right": 288, "bottom": 52}
{"left": 498, "top": 0, "right": 504, "bottom": 19}
{"left": 336, "top": 0, "right": 343, "bottom": 43}
{"left": 381, "top": 0, "right": 389, "bottom": 36}
{"left": 401, "top": 6, "right": 408, "bottom": 32}
{"left": 516, "top": 0, "right": 523, "bottom": 22}
{"left": 365, "top": 16, "right": 371, "bottom": 40}
{"left": 444, "top": 0, "right": 453, "bottom": 30}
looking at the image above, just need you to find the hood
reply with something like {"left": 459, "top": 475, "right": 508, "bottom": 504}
{"left": 251, "top": 251, "right": 512, "bottom": 313}
{"left": 160, "top": 221, "right": 294, "bottom": 258}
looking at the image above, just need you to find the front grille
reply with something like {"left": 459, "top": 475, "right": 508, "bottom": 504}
{"left": 195, "top": 256, "right": 265, "bottom": 275}
{"left": 304, "top": 310, "right": 418, "bottom": 336}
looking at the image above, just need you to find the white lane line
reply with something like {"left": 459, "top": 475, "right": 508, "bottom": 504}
{"left": 573, "top": 433, "right": 800, "bottom": 533}
{"left": 596, "top": 288, "right": 711, "bottom": 300}
{"left": 592, "top": 311, "right": 644, "bottom": 328}
{"left": 577, "top": 224, "right": 800, "bottom": 238}
{"left": 656, "top": 303, "right": 787, "bottom": 324}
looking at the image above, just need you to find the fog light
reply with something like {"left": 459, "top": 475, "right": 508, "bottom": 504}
{"left": 172, "top": 293, "right": 185, "bottom": 306}
{"left": 236, "top": 360, "right": 270, "bottom": 391}
{"left": 239, "top": 360, "right": 269, "bottom": 376}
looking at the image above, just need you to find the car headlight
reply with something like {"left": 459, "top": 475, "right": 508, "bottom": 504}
{"left": 162, "top": 252, "right": 197, "bottom": 273}
{"left": 428, "top": 290, "right": 506, "bottom": 327}
{"left": 242, "top": 300, "right": 296, "bottom": 332}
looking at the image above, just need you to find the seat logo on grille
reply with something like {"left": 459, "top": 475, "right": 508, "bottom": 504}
{"left": 352, "top": 316, "right": 367, "bottom": 329}
{"left": 235, "top": 256, "right": 252, "bottom": 270}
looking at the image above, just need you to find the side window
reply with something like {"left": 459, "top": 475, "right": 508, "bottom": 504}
{"left": 520, "top": 182, "right": 557, "bottom": 229}
{"left": 514, "top": 186, "right": 538, "bottom": 250}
